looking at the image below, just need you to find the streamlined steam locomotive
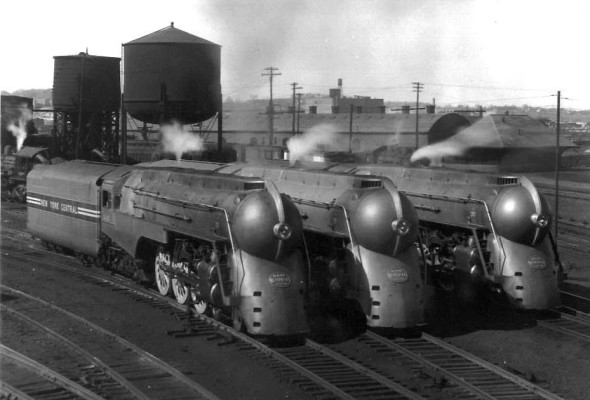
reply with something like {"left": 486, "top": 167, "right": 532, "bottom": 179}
{"left": 227, "top": 162, "right": 424, "bottom": 330}
{"left": 325, "top": 164, "right": 560, "bottom": 310}
{"left": 27, "top": 160, "right": 309, "bottom": 337}
{"left": 120, "top": 160, "right": 425, "bottom": 330}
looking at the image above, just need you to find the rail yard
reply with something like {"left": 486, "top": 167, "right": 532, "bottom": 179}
{"left": 2, "top": 19, "right": 590, "bottom": 400}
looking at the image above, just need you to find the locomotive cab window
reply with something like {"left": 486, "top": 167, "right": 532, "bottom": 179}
{"left": 113, "top": 194, "right": 121, "bottom": 209}
{"left": 102, "top": 190, "right": 112, "bottom": 208}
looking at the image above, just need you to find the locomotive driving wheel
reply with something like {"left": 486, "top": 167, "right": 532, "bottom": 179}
{"left": 172, "top": 261, "right": 190, "bottom": 304}
{"left": 154, "top": 251, "right": 172, "bottom": 295}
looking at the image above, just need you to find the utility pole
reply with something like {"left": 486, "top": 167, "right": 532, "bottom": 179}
{"left": 555, "top": 90, "right": 561, "bottom": 240}
{"left": 291, "top": 82, "right": 302, "bottom": 135}
{"left": 412, "top": 82, "right": 424, "bottom": 149}
{"left": 296, "top": 93, "right": 303, "bottom": 134}
{"left": 349, "top": 103, "right": 354, "bottom": 153}
{"left": 262, "top": 67, "right": 281, "bottom": 147}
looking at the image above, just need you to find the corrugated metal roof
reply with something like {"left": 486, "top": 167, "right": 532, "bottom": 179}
{"left": 124, "top": 23, "right": 219, "bottom": 46}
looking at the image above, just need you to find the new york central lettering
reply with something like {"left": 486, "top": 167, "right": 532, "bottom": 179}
{"left": 60, "top": 203, "right": 77, "bottom": 213}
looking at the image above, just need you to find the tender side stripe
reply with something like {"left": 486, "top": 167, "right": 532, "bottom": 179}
{"left": 26, "top": 192, "right": 100, "bottom": 222}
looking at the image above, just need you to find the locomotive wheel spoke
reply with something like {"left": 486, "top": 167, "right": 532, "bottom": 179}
{"left": 154, "top": 251, "right": 172, "bottom": 295}
{"left": 172, "top": 278, "right": 190, "bottom": 304}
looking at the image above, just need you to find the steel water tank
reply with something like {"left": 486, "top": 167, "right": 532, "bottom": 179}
{"left": 123, "top": 23, "right": 221, "bottom": 124}
{"left": 53, "top": 53, "right": 121, "bottom": 112}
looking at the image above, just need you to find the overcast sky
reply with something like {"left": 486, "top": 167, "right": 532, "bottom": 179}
{"left": 1, "top": 0, "right": 588, "bottom": 109}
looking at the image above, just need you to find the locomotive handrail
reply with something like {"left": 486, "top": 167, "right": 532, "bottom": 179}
{"left": 402, "top": 190, "right": 507, "bottom": 276}
{"left": 479, "top": 199, "right": 507, "bottom": 276}
{"left": 131, "top": 186, "right": 242, "bottom": 305}
{"left": 382, "top": 179, "right": 405, "bottom": 256}
{"left": 336, "top": 204, "right": 365, "bottom": 273}
{"left": 291, "top": 195, "right": 365, "bottom": 278}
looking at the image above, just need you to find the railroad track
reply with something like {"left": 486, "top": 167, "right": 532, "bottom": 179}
{"left": 350, "top": 332, "right": 563, "bottom": 400}
{"left": 538, "top": 308, "right": 590, "bottom": 343}
{"left": 1, "top": 285, "right": 220, "bottom": 400}
{"left": 1, "top": 241, "right": 429, "bottom": 399}
{"left": 0, "top": 224, "right": 568, "bottom": 399}
{"left": 1, "top": 344, "right": 101, "bottom": 400}
{"left": 560, "top": 290, "right": 590, "bottom": 313}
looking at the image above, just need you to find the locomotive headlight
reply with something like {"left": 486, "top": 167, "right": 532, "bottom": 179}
{"left": 273, "top": 223, "right": 293, "bottom": 240}
{"left": 531, "top": 213, "right": 550, "bottom": 228}
{"left": 391, "top": 219, "right": 411, "bottom": 236}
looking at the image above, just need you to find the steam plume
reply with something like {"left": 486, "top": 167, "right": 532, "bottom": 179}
{"left": 410, "top": 116, "right": 501, "bottom": 163}
{"left": 160, "top": 121, "right": 204, "bottom": 161}
{"left": 287, "top": 123, "right": 338, "bottom": 165}
{"left": 7, "top": 104, "right": 33, "bottom": 151}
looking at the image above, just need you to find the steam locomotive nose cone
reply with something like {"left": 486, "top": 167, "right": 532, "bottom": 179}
{"left": 531, "top": 213, "right": 550, "bottom": 228}
{"left": 391, "top": 219, "right": 410, "bottom": 236}
{"left": 273, "top": 223, "right": 292, "bottom": 240}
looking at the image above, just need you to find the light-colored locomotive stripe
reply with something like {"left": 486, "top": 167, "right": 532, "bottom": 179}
{"left": 26, "top": 196, "right": 41, "bottom": 204}
{"left": 77, "top": 207, "right": 99, "bottom": 215}
{"left": 77, "top": 210, "right": 100, "bottom": 218}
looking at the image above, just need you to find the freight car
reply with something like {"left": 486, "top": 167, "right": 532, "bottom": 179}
{"left": 142, "top": 160, "right": 425, "bottom": 331}
{"left": 326, "top": 163, "right": 560, "bottom": 310}
{"left": 27, "top": 160, "right": 309, "bottom": 337}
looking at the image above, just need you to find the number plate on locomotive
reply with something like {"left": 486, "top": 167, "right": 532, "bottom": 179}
{"left": 387, "top": 268, "right": 409, "bottom": 283}
{"left": 527, "top": 255, "right": 547, "bottom": 270}
{"left": 269, "top": 272, "right": 292, "bottom": 287}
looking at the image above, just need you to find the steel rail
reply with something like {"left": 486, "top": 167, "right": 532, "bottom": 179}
{"left": 0, "top": 344, "right": 103, "bottom": 400}
{"left": 0, "top": 248, "right": 376, "bottom": 400}
{"left": 1, "top": 303, "right": 150, "bottom": 400}
{"left": 305, "top": 339, "right": 425, "bottom": 399}
{"left": 365, "top": 331, "right": 495, "bottom": 400}
{"left": 365, "top": 331, "right": 565, "bottom": 400}
{"left": 0, "top": 285, "right": 221, "bottom": 400}
{"left": 0, "top": 381, "right": 35, "bottom": 400}
{"left": 421, "top": 333, "right": 565, "bottom": 400}
{"left": 537, "top": 312, "right": 590, "bottom": 343}
{"left": 2, "top": 236, "right": 425, "bottom": 400}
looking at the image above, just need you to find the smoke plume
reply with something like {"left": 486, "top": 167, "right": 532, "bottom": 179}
{"left": 287, "top": 123, "right": 338, "bottom": 165}
{"left": 160, "top": 121, "right": 204, "bottom": 161}
{"left": 7, "top": 104, "right": 33, "bottom": 151}
{"left": 410, "top": 116, "right": 501, "bottom": 164}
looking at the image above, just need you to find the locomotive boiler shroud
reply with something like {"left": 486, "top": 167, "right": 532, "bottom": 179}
{"left": 325, "top": 164, "right": 560, "bottom": 310}
{"left": 219, "top": 162, "right": 424, "bottom": 330}
{"left": 27, "top": 160, "right": 309, "bottom": 337}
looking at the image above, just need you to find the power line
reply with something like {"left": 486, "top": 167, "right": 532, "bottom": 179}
{"left": 424, "top": 82, "right": 552, "bottom": 92}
